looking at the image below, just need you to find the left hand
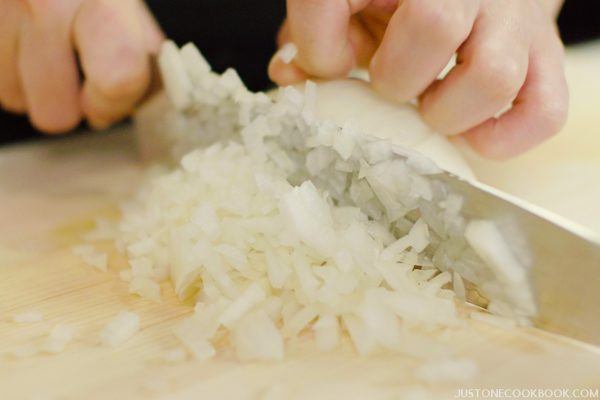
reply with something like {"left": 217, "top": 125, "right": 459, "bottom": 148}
{"left": 269, "top": 0, "right": 569, "bottom": 159}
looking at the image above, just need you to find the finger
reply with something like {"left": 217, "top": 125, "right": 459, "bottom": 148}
{"left": 286, "top": 0, "right": 368, "bottom": 78}
{"left": 137, "top": 0, "right": 164, "bottom": 54}
{"left": 269, "top": 16, "right": 377, "bottom": 86}
{"left": 0, "top": 0, "right": 26, "bottom": 113}
{"left": 268, "top": 18, "right": 377, "bottom": 86}
{"left": 369, "top": 0, "right": 479, "bottom": 102}
{"left": 268, "top": 53, "right": 309, "bottom": 86}
{"left": 74, "top": 0, "right": 152, "bottom": 129}
{"left": 18, "top": 1, "right": 82, "bottom": 133}
{"left": 420, "top": 3, "right": 530, "bottom": 135}
{"left": 276, "top": 19, "right": 291, "bottom": 47}
{"left": 460, "top": 39, "right": 568, "bottom": 159}
{"left": 269, "top": 20, "right": 307, "bottom": 85}
{"left": 135, "top": 1, "right": 164, "bottom": 101}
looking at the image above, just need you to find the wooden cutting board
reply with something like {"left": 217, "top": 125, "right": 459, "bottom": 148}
{"left": 2, "top": 45, "right": 600, "bottom": 399}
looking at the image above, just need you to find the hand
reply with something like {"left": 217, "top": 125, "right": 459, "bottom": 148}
{"left": 269, "top": 0, "right": 568, "bottom": 159}
{"left": 0, "top": 0, "right": 163, "bottom": 133}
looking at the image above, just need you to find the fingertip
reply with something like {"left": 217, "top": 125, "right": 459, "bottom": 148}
{"left": 296, "top": 44, "right": 355, "bottom": 79}
{"left": 80, "top": 79, "right": 140, "bottom": 131}
{"left": 461, "top": 120, "right": 520, "bottom": 160}
{"left": 268, "top": 55, "right": 308, "bottom": 86}
{"left": 286, "top": 0, "right": 356, "bottom": 79}
{"left": 0, "top": 94, "right": 27, "bottom": 115}
{"left": 29, "top": 104, "right": 82, "bottom": 134}
{"left": 80, "top": 83, "right": 116, "bottom": 130}
{"left": 137, "top": 0, "right": 165, "bottom": 54}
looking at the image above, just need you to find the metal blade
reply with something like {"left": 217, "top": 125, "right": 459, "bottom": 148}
{"left": 442, "top": 174, "right": 600, "bottom": 345}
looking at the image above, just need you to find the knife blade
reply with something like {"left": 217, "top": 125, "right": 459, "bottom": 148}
{"left": 442, "top": 173, "right": 600, "bottom": 345}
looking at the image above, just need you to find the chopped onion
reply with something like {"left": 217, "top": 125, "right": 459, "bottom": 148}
{"left": 129, "top": 277, "right": 162, "bottom": 302}
{"left": 72, "top": 245, "right": 108, "bottom": 272}
{"left": 99, "top": 311, "right": 140, "bottom": 347}
{"left": 231, "top": 310, "right": 284, "bottom": 361}
{"left": 108, "top": 41, "right": 538, "bottom": 361}
{"left": 43, "top": 324, "right": 76, "bottom": 354}
{"left": 313, "top": 314, "right": 340, "bottom": 351}
{"left": 219, "top": 282, "right": 266, "bottom": 328}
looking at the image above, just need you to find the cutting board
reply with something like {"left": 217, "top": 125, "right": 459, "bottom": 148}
{"left": 2, "top": 44, "right": 600, "bottom": 399}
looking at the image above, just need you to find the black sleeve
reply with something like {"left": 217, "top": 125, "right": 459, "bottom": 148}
{"left": 145, "top": 0, "right": 286, "bottom": 92}
{"left": 558, "top": 1, "right": 600, "bottom": 45}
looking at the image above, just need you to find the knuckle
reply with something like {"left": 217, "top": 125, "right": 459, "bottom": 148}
{"left": 94, "top": 56, "right": 149, "bottom": 101}
{"left": 406, "top": 0, "right": 468, "bottom": 43}
{"left": 540, "top": 95, "right": 568, "bottom": 132}
{"left": 471, "top": 53, "right": 525, "bottom": 100}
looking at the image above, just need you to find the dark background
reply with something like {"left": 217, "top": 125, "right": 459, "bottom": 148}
{"left": 0, "top": 1, "right": 597, "bottom": 145}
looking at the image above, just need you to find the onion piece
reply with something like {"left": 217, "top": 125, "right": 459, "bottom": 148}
{"left": 99, "top": 311, "right": 140, "bottom": 348}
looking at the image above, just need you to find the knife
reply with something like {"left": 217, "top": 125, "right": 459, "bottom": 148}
{"left": 442, "top": 173, "right": 600, "bottom": 346}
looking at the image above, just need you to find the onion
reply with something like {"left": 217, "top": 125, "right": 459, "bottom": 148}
{"left": 43, "top": 324, "right": 76, "bottom": 354}
{"left": 109, "top": 41, "right": 537, "bottom": 361}
{"left": 313, "top": 314, "right": 340, "bottom": 351}
{"left": 231, "top": 310, "right": 284, "bottom": 361}
{"left": 72, "top": 245, "right": 108, "bottom": 272}
{"left": 99, "top": 311, "right": 140, "bottom": 347}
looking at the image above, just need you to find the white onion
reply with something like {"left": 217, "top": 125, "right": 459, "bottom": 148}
{"left": 72, "top": 245, "right": 108, "bottom": 272}
{"left": 99, "top": 311, "right": 140, "bottom": 347}
{"left": 43, "top": 324, "right": 76, "bottom": 354}
{"left": 313, "top": 314, "right": 340, "bottom": 351}
{"left": 219, "top": 282, "right": 266, "bottom": 328}
{"left": 109, "top": 41, "right": 537, "bottom": 361}
{"left": 129, "top": 277, "right": 161, "bottom": 302}
{"left": 231, "top": 310, "right": 284, "bottom": 361}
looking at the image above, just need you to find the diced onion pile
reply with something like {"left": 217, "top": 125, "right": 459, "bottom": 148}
{"left": 99, "top": 311, "right": 140, "bottom": 348}
{"left": 43, "top": 324, "right": 76, "bottom": 354}
{"left": 91, "top": 41, "right": 536, "bottom": 361}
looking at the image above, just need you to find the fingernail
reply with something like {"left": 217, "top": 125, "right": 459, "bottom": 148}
{"left": 275, "top": 43, "right": 298, "bottom": 65}
{"left": 268, "top": 55, "right": 307, "bottom": 86}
